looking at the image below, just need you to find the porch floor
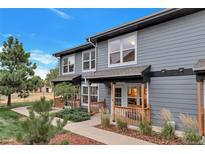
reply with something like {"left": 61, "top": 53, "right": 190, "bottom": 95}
{"left": 12, "top": 107, "right": 154, "bottom": 145}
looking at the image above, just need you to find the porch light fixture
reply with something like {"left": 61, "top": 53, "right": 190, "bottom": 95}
{"left": 178, "top": 67, "right": 184, "bottom": 72}
{"left": 131, "top": 41, "right": 135, "bottom": 45}
{"left": 161, "top": 69, "right": 166, "bottom": 73}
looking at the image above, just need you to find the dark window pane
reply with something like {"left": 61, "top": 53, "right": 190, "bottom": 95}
{"left": 123, "top": 49, "right": 135, "bottom": 62}
{"left": 110, "top": 52, "right": 120, "bottom": 64}
{"left": 83, "top": 96, "right": 88, "bottom": 104}
{"left": 91, "top": 51, "right": 95, "bottom": 60}
{"left": 83, "top": 87, "right": 88, "bottom": 94}
{"left": 69, "top": 64, "right": 74, "bottom": 72}
{"left": 91, "top": 96, "right": 98, "bottom": 102}
{"left": 91, "top": 86, "right": 98, "bottom": 95}
{"left": 63, "top": 66, "right": 68, "bottom": 73}
{"left": 91, "top": 60, "right": 95, "bottom": 69}
{"left": 83, "top": 52, "right": 89, "bottom": 61}
{"left": 115, "top": 88, "right": 122, "bottom": 97}
{"left": 83, "top": 61, "right": 90, "bottom": 70}
{"left": 63, "top": 57, "right": 68, "bottom": 65}
{"left": 115, "top": 98, "right": 121, "bottom": 106}
{"left": 128, "top": 98, "right": 137, "bottom": 105}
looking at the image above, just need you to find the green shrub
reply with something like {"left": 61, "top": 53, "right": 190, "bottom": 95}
{"left": 161, "top": 123, "right": 175, "bottom": 140}
{"left": 32, "top": 97, "right": 53, "bottom": 114}
{"left": 20, "top": 98, "right": 67, "bottom": 144}
{"left": 16, "top": 132, "right": 24, "bottom": 142}
{"left": 179, "top": 114, "right": 202, "bottom": 145}
{"left": 116, "top": 119, "right": 128, "bottom": 130}
{"left": 182, "top": 130, "right": 201, "bottom": 145}
{"left": 55, "top": 107, "right": 90, "bottom": 122}
{"left": 139, "top": 121, "right": 152, "bottom": 136}
{"left": 60, "top": 140, "right": 69, "bottom": 145}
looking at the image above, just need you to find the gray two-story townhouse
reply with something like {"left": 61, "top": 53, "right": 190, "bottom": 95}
{"left": 52, "top": 8, "right": 205, "bottom": 135}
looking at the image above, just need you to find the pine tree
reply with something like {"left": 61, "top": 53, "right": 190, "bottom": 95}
{"left": 0, "top": 36, "right": 42, "bottom": 106}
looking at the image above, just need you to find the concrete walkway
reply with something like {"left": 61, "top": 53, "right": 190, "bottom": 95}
{"left": 12, "top": 106, "right": 154, "bottom": 145}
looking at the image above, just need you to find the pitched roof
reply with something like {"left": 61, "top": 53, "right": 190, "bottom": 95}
{"left": 53, "top": 43, "right": 94, "bottom": 57}
{"left": 193, "top": 59, "right": 205, "bottom": 72}
{"left": 82, "top": 65, "right": 150, "bottom": 80}
{"left": 87, "top": 8, "right": 204, "bottom": 42}
{"left": 53, "top": 9, "right": 204, "bottom": 57}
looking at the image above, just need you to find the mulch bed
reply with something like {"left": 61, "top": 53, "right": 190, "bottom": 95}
{"left": 50, "top": 132, "right": 104, "bottom": 145}
{"left": 0, "top": 139, "right": 22, "bottom": 145}
{"left": 95, "top": 124, "right": 183, "bottom": 145}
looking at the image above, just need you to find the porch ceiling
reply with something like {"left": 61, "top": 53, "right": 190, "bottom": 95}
{"left": 83, "top": 65, "right": 151, "bottom": 82}
{"left": 51, "top": 74, "right": 81, "bottom": 85}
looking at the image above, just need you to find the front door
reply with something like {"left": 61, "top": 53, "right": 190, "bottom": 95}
{"left": 115, "top": 86, "right": 123, "bottom": 106}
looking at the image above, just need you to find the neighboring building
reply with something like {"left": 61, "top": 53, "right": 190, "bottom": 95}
{"left": 52, "top": 8, "right": 205, "bottom": 135}
{"left": 37, "top": 86, "right": 53, "bottom": 93}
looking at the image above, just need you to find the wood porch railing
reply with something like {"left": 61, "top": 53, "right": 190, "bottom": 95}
{"left": 90, "top": 100, "right": 106, "bottom": 115}
{"left": 114, "top": 105, "right": 151, "bottom": 125}
{"left": 53, "top": 97, "right": 81, "bottom": 109}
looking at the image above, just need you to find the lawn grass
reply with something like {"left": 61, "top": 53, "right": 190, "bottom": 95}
{"left": 0, "top": 108, "right": 25, "bottom": 140}
{"left": 0, "top": 101, "right": 34, "bottom": 109}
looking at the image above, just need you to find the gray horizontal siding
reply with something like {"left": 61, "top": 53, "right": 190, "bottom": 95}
{"left": 96, "top": 10, "right": 205, "bottom": 72}
{"left": 138, "top": 10, "right": 205, "bottom": 71}
{"left": 75, "top": 52, "right": 82, "bottom": 74}
{"left": 149, "top": 76, "right": 198, "bottom": 130}
{"left": 97, "top": 41, "right": 108, "bottom": 71}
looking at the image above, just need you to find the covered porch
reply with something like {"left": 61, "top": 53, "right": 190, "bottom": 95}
{"left": 85, "top": 65, "right": 151, "bottom": 125}
{"left": 193, "top": 59, "right": 205, "bottom": 136}
{"left": 51, "top": 74, "right": 82, "bottom": 108}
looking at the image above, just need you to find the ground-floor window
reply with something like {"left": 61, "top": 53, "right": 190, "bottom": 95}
{"left": 114, "top": 83, "right": 148, "bottom": 107}
{"left": 81, "top": 84, "right": 99, "bottom": 105}
{"left": 82, "top": 86, "right": 88, "bottom": 105}
{"left": 127, "top": 86, "right": 141, "bottom": 106}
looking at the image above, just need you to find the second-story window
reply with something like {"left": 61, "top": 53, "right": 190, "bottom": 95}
{"left": 108, "top": 33, "right": 137, "bottom": 67}
{"left": 62, "top": 54, "right": 75, "bottom": 74}
{"left": 82, "top": 50, "right": 96, "bottom": 72}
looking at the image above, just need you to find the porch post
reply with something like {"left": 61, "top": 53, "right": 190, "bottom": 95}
{"left": 141, "top": 83, "right": 145, "bottom": 121}
{"left": 197, "top": 81, "right": 203, "bottom": 136}
{"left": 111, "top": 82, "right": 116, "bottom": 122}
{"left": 88, "top": 82, "right": 91, "bottom": 114}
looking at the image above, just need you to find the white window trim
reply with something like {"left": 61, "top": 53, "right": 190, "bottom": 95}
{"left": 108, "top": 31, "right": 137, "bottom": 68}
{"left": 82, "top": 50, "right": 96, "bottom": 72}
{"left": 114, "top": 85, "right": 123, "bottom": 106}
{"left": 81, "top": 83, "right": 99, "bottom": 106}
{"left": 62, "top": 54, "right": 75, "bottom": 75}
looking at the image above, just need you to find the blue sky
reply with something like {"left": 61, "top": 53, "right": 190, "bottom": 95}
{"left": 0, "top": 8, "right": 161, "bottom": 79}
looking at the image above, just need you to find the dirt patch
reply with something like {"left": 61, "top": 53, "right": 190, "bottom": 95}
{"left": 95, "top": 124, "right": 183, "bottom": 145}
{"left": 50, "top": 132, "right": 104, "bottom": 145}
{"left": 0, "top": 92, "right": 54, "bottom": 104}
